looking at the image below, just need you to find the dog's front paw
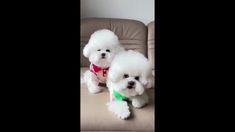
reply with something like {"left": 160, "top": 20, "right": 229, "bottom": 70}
{"left": 117, "top": 109, "right": 130, "bottom": 120}
{"left": 132, "top": 99, "right": 147, "bottom": 108}
{"left": 131, "top": 93, "right": 149, "bottom": 108}
{"left": 132, "top": 100, "right": 143, "bottom": 108}
{"left": 107, "top": 101, "right": 130, "bottom": 120}
{"left": 87, "top": 85, "right": 102, "bottom": 94}
{"left": 89, "top": 88, "right": 102, "bottom": 94}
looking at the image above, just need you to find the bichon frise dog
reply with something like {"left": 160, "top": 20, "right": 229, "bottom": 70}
{"left": 106, "top": 50, "right": 154, "bottom": 119}
{"left": 82, "top": 29, "right": 124, "bottom": 93}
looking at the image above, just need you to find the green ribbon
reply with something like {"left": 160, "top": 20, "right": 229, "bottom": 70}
{"left": 113, "top": 89, "right": 128, "bottom": 101}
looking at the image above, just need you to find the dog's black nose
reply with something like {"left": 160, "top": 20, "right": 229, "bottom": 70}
{"left": 101, "top": 53, "right": 106, "bottom": 57}
{"left": 128, "top": 81, "right": 135, "bottom": 86}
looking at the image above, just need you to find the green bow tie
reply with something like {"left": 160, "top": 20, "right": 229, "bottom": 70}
{"left": 113, "top": 89, "right": 128, "bottom": 101}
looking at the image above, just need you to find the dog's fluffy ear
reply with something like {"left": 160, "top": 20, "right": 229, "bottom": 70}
{"left": 108, "top": 68, "right": 120, "bottom": 83}
{"left": 112, "top": 44, "right": 125, "bottom": 55}
{"left": 83, "top": 44, "right": 90, "bottom": 58}
{"left": 140, "top": 76, "right": 148, "bottom": 86}
{"left": 117, "top": 46, "right": 125, "bottom": 52}
{"left": 140, "top": 64, "right": 153, "bottom": 88}
{"left": 140, "top": 75, "right": 154, "bottom": 89}
{"left": 146, "top": 75, "right": 154, "bottom": 89}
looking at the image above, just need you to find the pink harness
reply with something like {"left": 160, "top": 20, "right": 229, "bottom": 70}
{"left": 90, "top": 64, "right": 109, "bottom": 80}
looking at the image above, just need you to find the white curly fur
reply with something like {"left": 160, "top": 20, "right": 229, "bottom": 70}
{"left": 82, "top": 29, "right": 124, "bottom": 93}
{"left": 106, "top": 50, "right": 154, "bottom": 119}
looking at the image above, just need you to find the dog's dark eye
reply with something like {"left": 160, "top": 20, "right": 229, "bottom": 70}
{"left": 123, "top": 74, "right": 129, "bottom": 78}
{"left": 106, "top": 49, "right": 110, "bottom": 52}
{"left": 97, "top": 49, "right": 101, "bottom": 51}
{"left": 135, "top": 76, "right": 139, "bottom": 81}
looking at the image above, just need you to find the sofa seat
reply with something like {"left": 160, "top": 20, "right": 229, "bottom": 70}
{"left": 81, "top": 67, "right": 155, "bottom": 131}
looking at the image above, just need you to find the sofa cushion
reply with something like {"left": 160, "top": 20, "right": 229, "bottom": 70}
{"left": 147, "top": 21, "right": 155, "bottom": 70}
{"left": 81, "top": 18, "right": 147, "bottom": 67}
{"left": 81, "top": 67, "right": 155, "bottom": 131}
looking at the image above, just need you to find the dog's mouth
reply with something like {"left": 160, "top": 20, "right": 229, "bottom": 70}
{"left": 126, "top": 85, "right": 135, "bottom": 89}
{"left": 101, "top": 56, "right": 106, "bottom": 59}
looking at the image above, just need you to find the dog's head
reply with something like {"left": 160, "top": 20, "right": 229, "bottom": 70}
{"left": 83, "top": 29, "right": 124, "bottom": 67}
{"left": 108, "top": 50, "right": 153, "bottom": 97}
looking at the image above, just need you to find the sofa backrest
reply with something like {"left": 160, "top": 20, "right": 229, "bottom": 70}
{"left": 80, "top": 18, "right": 147, "bottom": 67}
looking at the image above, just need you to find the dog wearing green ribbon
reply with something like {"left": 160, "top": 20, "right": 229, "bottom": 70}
{"left": 106, "top": 50, "right": 154, "bottom": 120}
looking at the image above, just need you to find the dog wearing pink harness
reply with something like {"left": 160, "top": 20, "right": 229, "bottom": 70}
{"left": 82, "top": 29, "right": 124, "bottom": 93}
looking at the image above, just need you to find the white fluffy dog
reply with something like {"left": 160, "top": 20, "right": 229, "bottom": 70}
{"left": 83, "top": 29, "right": 124, "bottom": 93}
{"left": 106, "top": 50, "right": 154, "bottom": 119}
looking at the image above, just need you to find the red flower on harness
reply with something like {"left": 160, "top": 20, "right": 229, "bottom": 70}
{"left": 90, "top": 64, "right": 109, "bottom": 78}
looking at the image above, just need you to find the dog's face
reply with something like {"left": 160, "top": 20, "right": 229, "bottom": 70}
{"left": 112, "top": 71, "right": 145, "bottom": 97}
{"left": 83, "top": 29, "right": 124, "bottom": 67}
{"left": 108, "top": 50, "right": 152, "bottom": 97}
{"left": 86, "top": 44, "right": 121, "bottom": 67}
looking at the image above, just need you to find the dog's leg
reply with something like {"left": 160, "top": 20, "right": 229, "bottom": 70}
{"left": 84, "top": 70, "right": 102, "bottom": 93}
{"left": 107, "top": 100, "right": 130, "bottom": 120}
{"left": 130, "top": 92, "right": 149, "bottom": 108}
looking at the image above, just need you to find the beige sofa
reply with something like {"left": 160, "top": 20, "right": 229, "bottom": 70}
{"left": 80, "top": 18, "right": 155, "bottom": 132}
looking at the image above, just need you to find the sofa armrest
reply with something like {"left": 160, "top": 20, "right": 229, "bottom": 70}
{"left": 147, "top": 21, "right": 155, "bottom": 70}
